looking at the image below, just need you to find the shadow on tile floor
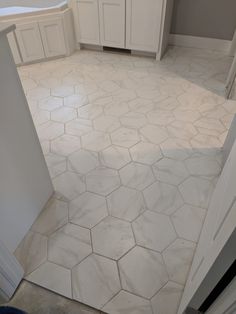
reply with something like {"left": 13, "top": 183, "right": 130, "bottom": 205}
{"left": 5, "top": 281, "right": 103, "bottom": 314}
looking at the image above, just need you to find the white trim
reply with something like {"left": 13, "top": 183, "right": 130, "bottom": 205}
{"left": 169, "top": 34, "right": 232, "bottom": 55}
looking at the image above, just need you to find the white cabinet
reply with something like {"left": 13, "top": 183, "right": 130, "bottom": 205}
{"left": 7, "top": 32, "right": 22, "bottom": 65}
{"left": 77, "top": 0, "right": 100, "bottom": 45}
{"left": 39, "top": 18, "right": 66, "bottom": 58}
{"left": 99, "top": 0, "right": 125, "bottom": 48}
{"left": 126, "top": 0, "right": 163, "bottom": 52}
{"left": 15, "top": 22, "right": 45, "bottom": 63}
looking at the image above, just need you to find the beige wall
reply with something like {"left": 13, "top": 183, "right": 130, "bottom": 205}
{"left": 171, "top": 0, "right": 236, "bottom": 40}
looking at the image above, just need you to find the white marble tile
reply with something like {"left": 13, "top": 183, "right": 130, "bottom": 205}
{"left": 119, "top": 246, "right": 168, "bottom": 299}
{"left": 103, "top": 290, "right": 153, "bottom": 314}
{"left": 45, "top": 153, "right": 67, "bottom": 179}
{"left": 130, "top": 142, "right": 163, "bottom": 165}
{"left": 120, "top": 112, "right": 147, "bottom": 129}
{"left": 38, "top": 96, "right": 63, "bottom": 111}
{"left": 171, "top": 204, "right": 206, "bottom": 242}
{"left": 104, "top": 102, "right": 129, "bottom": 117}
{"left": 39, "top": 77, "right": 62, "bottom": 89}
{"left": 167, "top": 120, "right": 198, "bottom": 140}
{"left": 111, "top": 127, "right": 140, "bottom": 148}
{"left": 51, "top": 85, "right": 74, "bottom": 97}
{"left": 194, "top": 117, "right": 225, "bottom": 133}
{"left": 82, "top": 131, "right": 111, "bottom": 151}
{"left": 100, "top": 145, "right": 131, "bottom": 170}
{"left": 151, "top": 281, "right": 183, "bottom": 314}
{"left": 32, "top": 109, "right": 50, "bottom": 126}
{"left": 153, "top": 158, "right": 189, "bottom": 185}
{"left": 86, "top": 167, "right": 120, "bottom": 196}
{"left": 140, "top": 125, "right": 168, "bottom": 145}
{"left": 143, "top": 181, "right": 184, "bottom": 215}
{"left": 120, "top": 162, "right": 155, "bottom": 191}
{"left": 53, "top": 171, "right": 86, "bottom": 201}
{"left": 132, "top": 211, "right": 176, "bottom": 252}
{"left": 51, "top": 107, "right": 77, "bottom": 123}
{"left": 185, "top": 155, "right": 221, "bottom": 176}
{"left": 162, "top": 239, "right": 195, "bottom": 285}
{"left": 190, "top": 134, "right": 222, "bottom": 155}
{"left": 27, "top": 262, "right": 72, "bottom": 298}
{"left": 51, "top": 134, "right": 81, "bottom": 156}
{"left": 31, "top": 198, "right": 68, "bottom": 236}
{"left": 21, "top": 78, "right": 37, "bottom": 91}
{"left": 147, "top": 109, "right": 175, "bottom": 125}
{"left": 72, "top": 254, "right": 121, "bottom": 309}
{"left": 37, "top": 121, "right": 64, "bottom": 141}
{"left": 48, "top": 223, "right": 92, "bottom": 268}
{"left": 107, "top": 186, "right": 145, "bottom": 222}
{"left": 66, "top": 118, "right": 93, "bottom": 137}
{"left": 27, "top": 87, "right": 50, "bottom": 101}
{"left": 78, "top": 104, "right": 103, "bottom": 120}
{"left": 15, "top": 231, "right": 47, "bottom": 275}
{"left": 69, "top": 192, "right": 107, "bottom": 229}
{"left": 179, "top": 176, "right": 214, "bottom": 208}
{"left": 68, "top": 150, "right": 99, "bottom": 174}
{"left": 75, "top": 82, "right": 99, "bottom": 96}
{"left": 64, "top": 94, "right": 88, "bottom": 108}
{"left": 93, "top": 115, "right": 121, "bottom": 133}
{"left": 17, "top": 47, "right": 228, "bottom": 313}
{"left": 91, "top": 216, "right": 135, "bottom": 260}
{"left": 173, "top": 109, "right": 201, "bottom": 122}
{"left": 160, "top": 138, "right": 193, "bottom": 161}
{"left": 128, "top": 98, "right": 154, "bottom": 113}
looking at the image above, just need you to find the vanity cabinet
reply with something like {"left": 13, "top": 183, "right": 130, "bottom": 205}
{"left": 77, "top": 0, "right": 100, "bottom": 45}
{"left": 98, "top": 0, "right": 125, "bottom": 48}
{"left": 15, "top": 22, "right": 45, "bottom": 62}
{"left": 76, "top": 0, "right": 174, "bottom": 59}
{"left": 3, "top": 7, "right": 75, "bottom": 65}
{"left": 39, "top": 18, "right": 67, "bottom": 58}
{"left": 126, "top": 0, "right": 163, "bottom": 52}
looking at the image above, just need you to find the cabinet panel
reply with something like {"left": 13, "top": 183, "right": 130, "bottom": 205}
{"left": 7, "top": 32, "right": 22, "bottom": 65}
{"left": 39, "top": 18, "right": 66, "bottom": 58}
{"left": 99, "top": 0, "right": 125, "bottom": 48}
{"left": 77, "top": 0, "right": 100, "bottom": 45}
{"left": 15, "top": 22, "right": 45, "bottom": 62}
{"left": 126, "top": 0, "right": 163, "bottom": 52}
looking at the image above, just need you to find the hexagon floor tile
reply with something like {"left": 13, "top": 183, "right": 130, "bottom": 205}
{"left": 119, "top": 246, "right": 168, "bottom": 299}
{"left": 72, "top": 254, "right": 121, "bottom": 309}
{"left": 16, "top": 47, "right": 227, "bottom": 314}
{"left": 48, "top": 223, "right": 92, "bottom": 268}
{"left": 91, "top": 216, "right": 135, "bottom": 259}
{"left": 132, "top": 211, "right": 176, "bottom": 252}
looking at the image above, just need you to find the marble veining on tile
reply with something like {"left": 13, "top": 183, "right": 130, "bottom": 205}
{"left": 15, "top": 46, "right": 234, "bottom": 314}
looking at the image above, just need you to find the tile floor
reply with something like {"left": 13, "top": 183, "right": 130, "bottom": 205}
{"left": 14, "top": 46, "right": 236, "bottom": 314}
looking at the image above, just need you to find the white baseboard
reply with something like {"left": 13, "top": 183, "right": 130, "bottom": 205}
{"left": 169, "top": 34, "right": 233, "bottom": 55}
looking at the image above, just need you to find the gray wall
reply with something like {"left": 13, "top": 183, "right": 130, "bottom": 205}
{"left": 0, "top": 33, "right": 53, "bottom": 252}
{"left": 171, "top": 0, "right": 236, "bottom": 40}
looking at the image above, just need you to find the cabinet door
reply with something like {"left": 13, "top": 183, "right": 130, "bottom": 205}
{"left": 99, "top": 0, "right": 125, "bottom": 48}
{"left": 39, "top": 18, "right": 66, "bottom": 58}
{"left": 126, "top": 0, "right": 163, "bottom": 52}
{"left": 77, "top": 0, "right": 100, "bottom": 45}
{"left": 7, "top": 32, "right": 22, "bottom": 65}
{"left": 15, "top": 22, "right": 45, "bottom": 62}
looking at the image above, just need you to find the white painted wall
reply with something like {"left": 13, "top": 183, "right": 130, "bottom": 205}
{"left": 0, "top": 29, "right": 53, "bottom": 253}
